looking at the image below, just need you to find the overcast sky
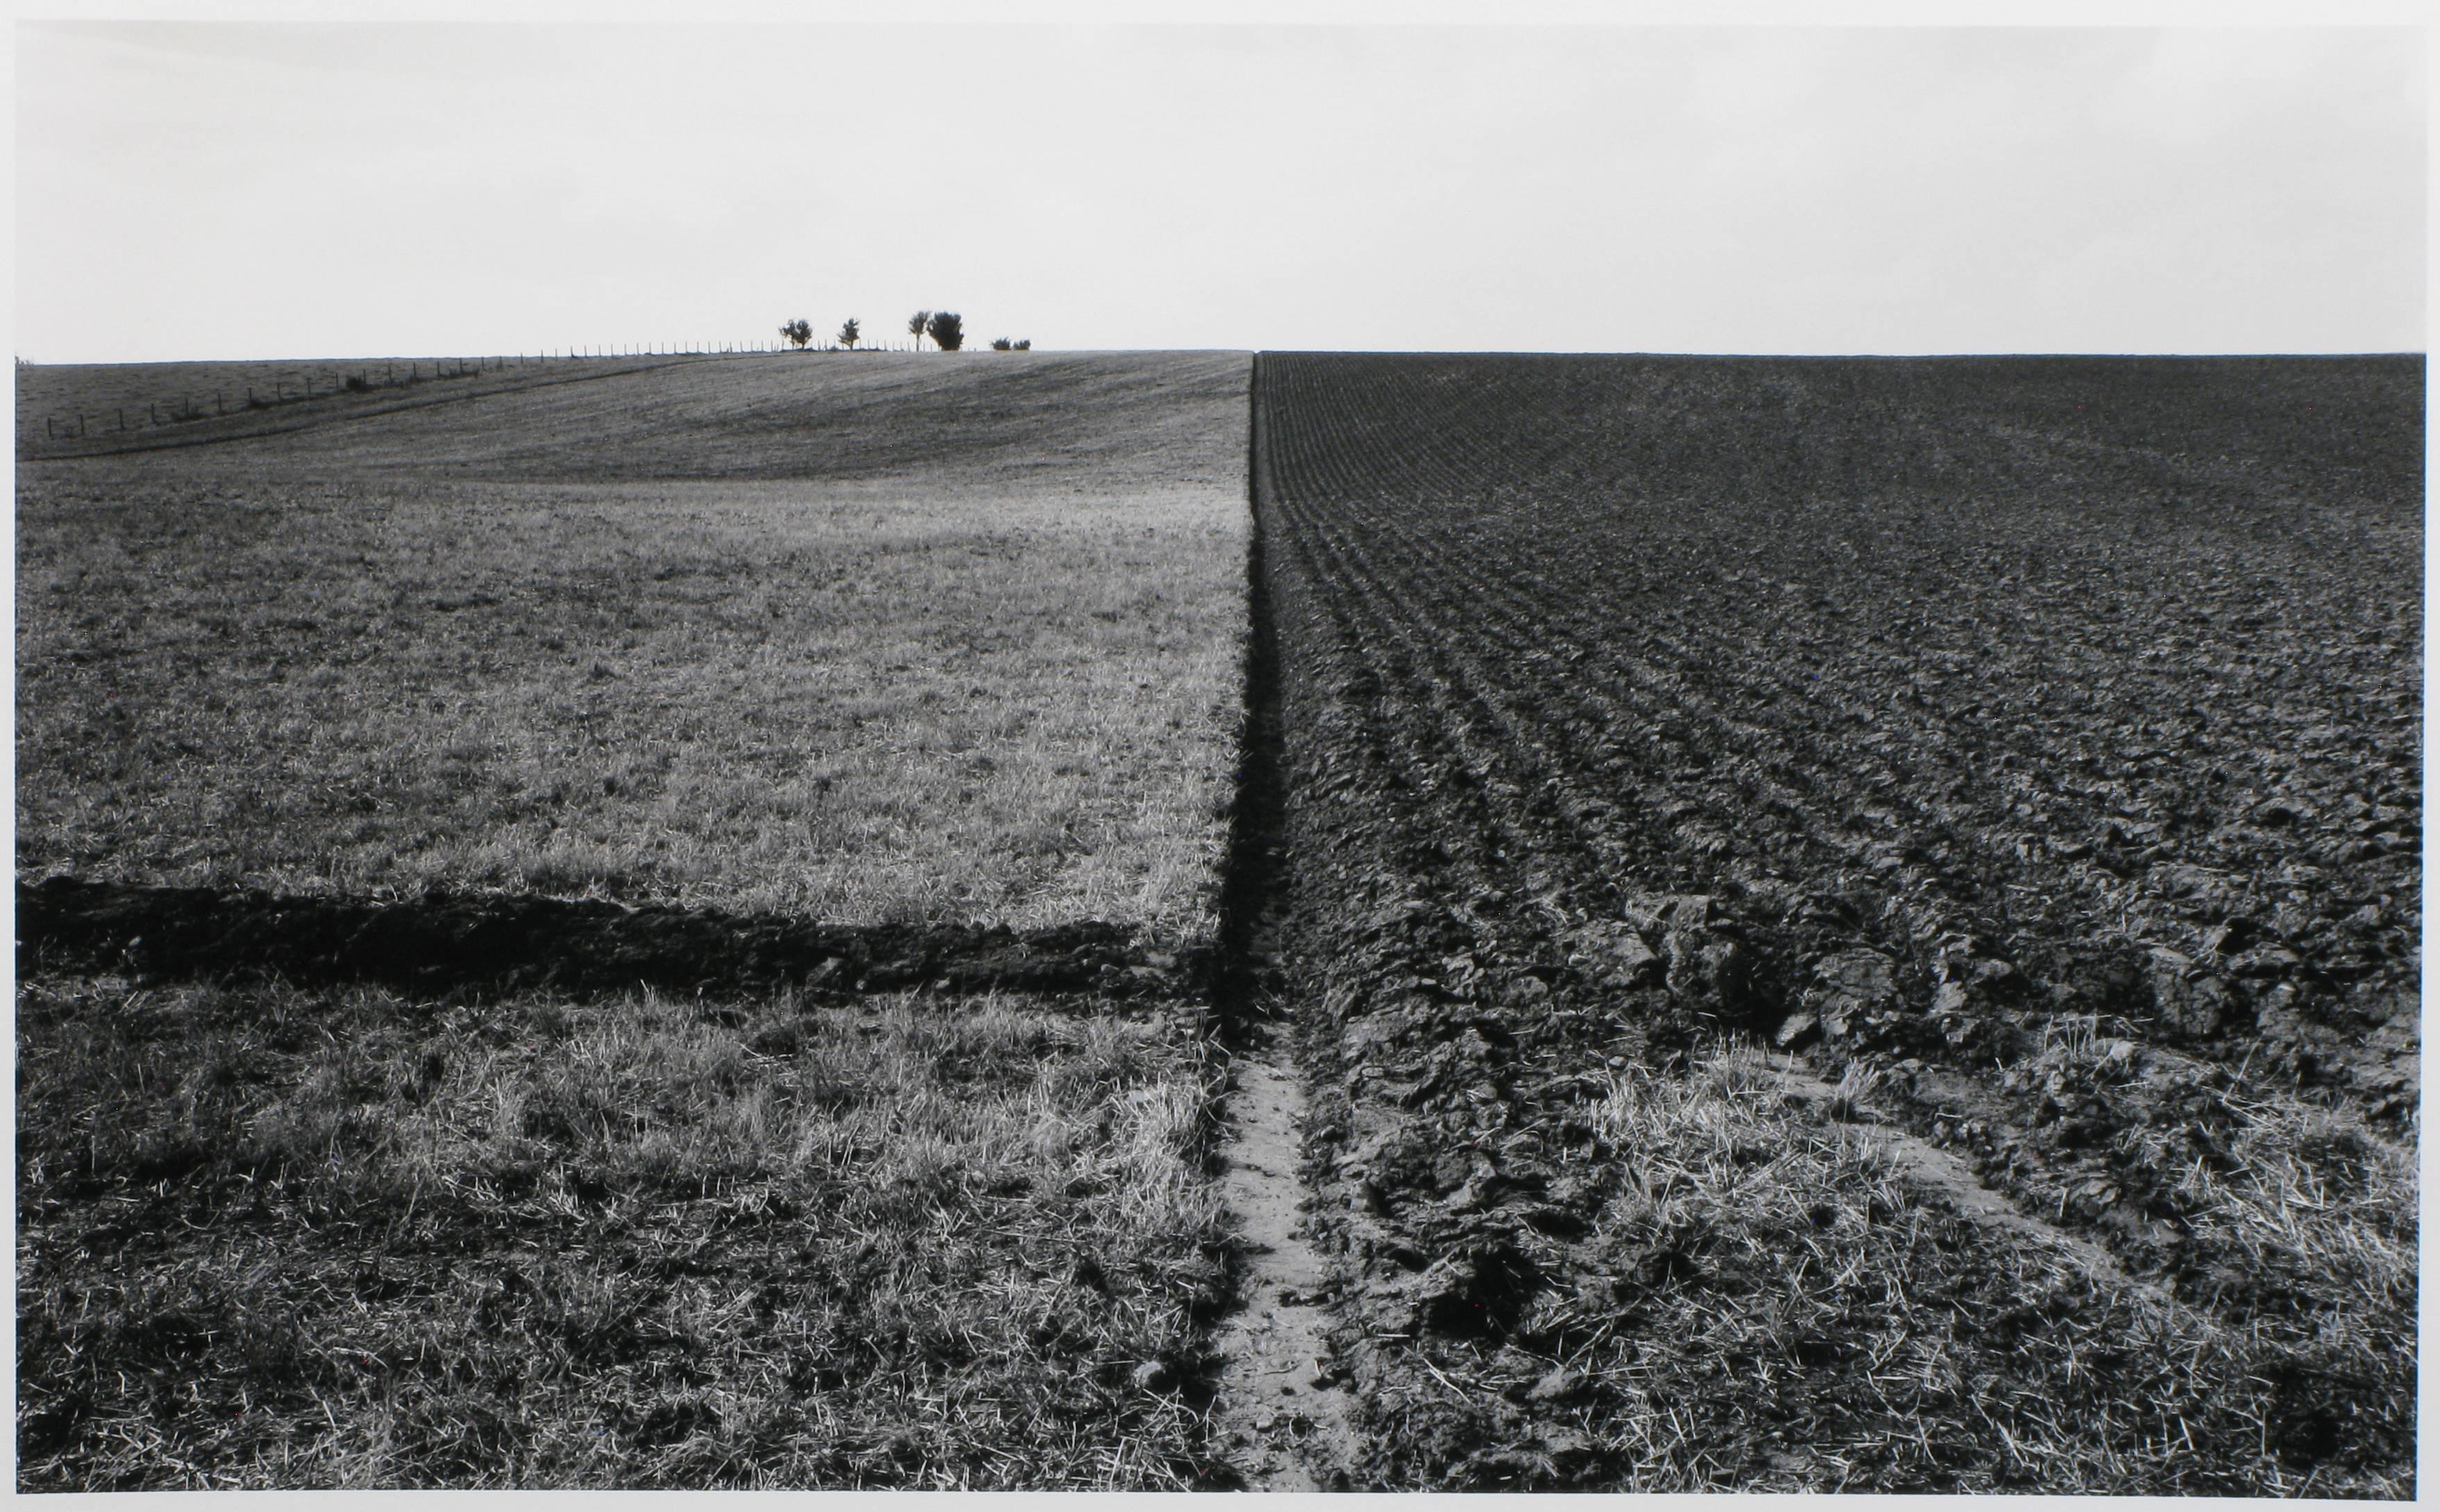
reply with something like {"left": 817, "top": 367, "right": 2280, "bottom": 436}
{"left": 12, "top": 20, "right": 2426, "bottom": 360}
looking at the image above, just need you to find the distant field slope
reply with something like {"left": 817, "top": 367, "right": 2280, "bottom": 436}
{"left": 1253, "top": 353, "right": 2418, "bottom": 1493}
{"left": 17, "top": 352, "right": 1250, "bottom": 934}
{"left": 19, "top": 353, "right": 687, "bottom": 460}
{"left": 21, "top": 351, "right": 1248, "bottom": 493}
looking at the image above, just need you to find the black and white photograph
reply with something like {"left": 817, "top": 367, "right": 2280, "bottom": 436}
{"left": 10, "top": 3, "right": 2423, "bottom": 1494}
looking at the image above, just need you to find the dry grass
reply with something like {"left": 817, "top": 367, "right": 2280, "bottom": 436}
{"left": 17, "top": 973, "right": 1231, "bottom": 1489}
{"left": 17, "top": 355, "right": 1248, "bottom": 934}
{"left": 2005, "top": 1013, "right": 2417, "bottom": 1422}
{"left": 1355, "top": 1043, "right": 2413, "bottom": 1495}
{"left": 1580, "top": 1048, "right": 2412, "bottom": 1494}
{"left": 15, "top": 351, "right": 1253, "bottom": 1491}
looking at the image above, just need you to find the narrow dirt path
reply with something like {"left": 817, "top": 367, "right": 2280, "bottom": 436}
{"left": 1197, "top": 412, "right": 1360, "bottom": 1488}
{"left": 1205, "top": 1021, "right": 1358, "bottom": 1489}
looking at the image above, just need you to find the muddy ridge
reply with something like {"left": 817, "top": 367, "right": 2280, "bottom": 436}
{"left": 16, "top": 876, "right": 1194, "bottom": 1002}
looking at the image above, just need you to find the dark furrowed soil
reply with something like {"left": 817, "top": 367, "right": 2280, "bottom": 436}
{"left": 1248, "top": 353, "right": 2418, "bottom": 1493}
{"left": 19, "top": 877, "right": 1192, "bottom": 1004}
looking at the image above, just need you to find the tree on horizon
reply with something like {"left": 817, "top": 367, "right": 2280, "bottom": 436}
{"left": 908, "top": 312, "right": 930, "bottom": 351}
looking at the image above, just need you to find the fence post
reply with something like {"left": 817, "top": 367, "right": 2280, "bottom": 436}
{"left": 117, "top": 408, "right": 124, "bottom": 430}
{"left": 149, "top": 403, "right": 157, "bottom": 425}
{"left": 46, "top": 416, "right": 53, "bottom": 439}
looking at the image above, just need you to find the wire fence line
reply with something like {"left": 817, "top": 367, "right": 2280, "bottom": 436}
{"left": 20, "top": 337, "right": 958, "bottom": 447}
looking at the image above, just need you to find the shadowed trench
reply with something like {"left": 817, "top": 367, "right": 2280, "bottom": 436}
{"left": 1194, "top": 353, "right": 1363, "bottom": 1489}
{"left": 1208, "top": 355, "right": 1294, "bottom": 1052}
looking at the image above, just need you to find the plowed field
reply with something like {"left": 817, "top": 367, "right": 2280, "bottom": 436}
{"left": 1250, "top": 353, "right": 2418, "bottom": 1492}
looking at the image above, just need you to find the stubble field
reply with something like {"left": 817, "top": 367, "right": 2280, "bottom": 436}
{"left": 17, "top": 351, "right": 1253, "bottom": 1489}
{"left": 17, "top": 973, "right": 1225, "bottom": 1488}
{"left": 18, "top": 351, "right": 1248, "bottom": 933}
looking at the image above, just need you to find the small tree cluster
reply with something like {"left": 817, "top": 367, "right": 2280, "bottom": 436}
{"left": 989, "top": 337, "right": 1032, "bottom": 351}
{"left": 776, "top": 310, "right": 998, "bottom": 351}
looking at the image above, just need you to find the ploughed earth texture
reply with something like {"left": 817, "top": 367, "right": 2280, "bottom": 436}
{"left": 15, "top": 348, "right": 2421, "bottom": 1494}
{"left": 1241, "top": 353, "right": 2418, "bottom": 1493}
